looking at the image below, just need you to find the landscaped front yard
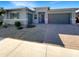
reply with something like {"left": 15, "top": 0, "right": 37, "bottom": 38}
{"left": 0, "top": 24, "right": 79, "bottom": 50}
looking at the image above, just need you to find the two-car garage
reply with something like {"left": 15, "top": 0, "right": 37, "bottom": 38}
{"left": 48, "top": 13, "right": 71, "bottom": 24}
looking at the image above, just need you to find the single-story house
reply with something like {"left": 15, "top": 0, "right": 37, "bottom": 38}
{"left": 3, "top": 7, "right": 34, "bottom": 26}
{"left": 3, "top": 7, "right": 79, "bottom": 26}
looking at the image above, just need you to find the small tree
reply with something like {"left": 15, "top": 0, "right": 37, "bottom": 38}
{"left": 0, "top": 8, "right": 5, "bottom": 26}
{"left": 0, "top": 8, "right": 5, "bottom": 15}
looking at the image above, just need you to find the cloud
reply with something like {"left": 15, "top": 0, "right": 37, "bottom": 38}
{"left": 10, "top": 1, "right": 37, "bottom": 8}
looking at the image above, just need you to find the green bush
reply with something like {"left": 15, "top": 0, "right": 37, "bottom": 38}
{"left": 0, "top": 21, "right": 3, "bottom": 26}
{"left": 15, "top": 21, "right": 21, "bottom": 27}
{"left": 15, "top": 21, "right": 23, "bottom": 29}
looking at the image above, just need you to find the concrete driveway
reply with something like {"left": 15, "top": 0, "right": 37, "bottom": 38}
{"left": 0, "top": 24, "right": 79, "bottom": 50}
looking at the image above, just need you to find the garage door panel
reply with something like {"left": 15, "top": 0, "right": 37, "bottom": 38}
{"left": 48, "top": 13, "right": 71, "bottom": 24}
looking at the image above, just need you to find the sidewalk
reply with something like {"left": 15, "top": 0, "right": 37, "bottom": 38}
{"left": 0, "top": 38, "right": 79, "bottom": 57}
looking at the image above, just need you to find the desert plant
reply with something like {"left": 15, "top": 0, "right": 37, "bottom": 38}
{"left": 15, "top": 21, "right": 23, "bottom": 29}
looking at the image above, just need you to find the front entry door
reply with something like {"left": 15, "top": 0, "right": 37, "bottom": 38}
{"left": 38, "top": 12, "right": 45, "bottom": 24}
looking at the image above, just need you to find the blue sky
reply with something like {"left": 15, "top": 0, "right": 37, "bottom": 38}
{"left": 0, "top": 1, "right": 79, "bottom": 9}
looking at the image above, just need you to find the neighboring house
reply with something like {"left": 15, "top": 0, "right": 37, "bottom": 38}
{"left": 3, "top": 7, "right": 79, "bottom": 26}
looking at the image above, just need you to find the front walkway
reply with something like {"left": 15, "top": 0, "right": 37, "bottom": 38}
{"left": 0, "top": 38, "right": 79, "bottom": 57}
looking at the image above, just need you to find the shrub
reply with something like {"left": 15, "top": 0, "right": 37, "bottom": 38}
{"left": 15, "top": 21, "right": 21, "bottom": 27}
{"left": 15, "top": 21, "right": 23, "bottom": 29}
{"left": 0, "top": 21, "right": 3, "bottom": 26}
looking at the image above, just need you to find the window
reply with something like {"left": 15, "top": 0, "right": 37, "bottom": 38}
{"left": 10, "top": 13, "right": 19, "bottom": 19}
{"left": 34, "top": 14, "right": 37, "bottom": 19}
